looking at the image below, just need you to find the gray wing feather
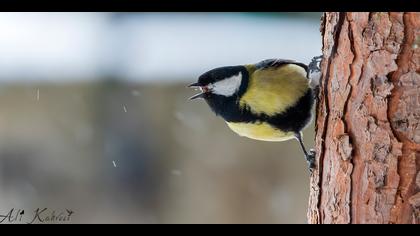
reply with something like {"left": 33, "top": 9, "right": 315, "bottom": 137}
{"left": 255, "top": 59, "right": 309, "bottom": 76}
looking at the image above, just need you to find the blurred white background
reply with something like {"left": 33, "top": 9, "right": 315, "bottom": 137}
{"left": 0, "top": 13, "right": 321, "bottom": 82}
{"left": 0, "top": 12, "right": 321, "bottom": 224}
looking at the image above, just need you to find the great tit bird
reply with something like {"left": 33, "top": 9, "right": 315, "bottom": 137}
{"left": 189, "top": 57, "right": 321, "bottom": 170}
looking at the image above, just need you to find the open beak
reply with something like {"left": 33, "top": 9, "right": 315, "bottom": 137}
{"left": 188, "top": 82, "right": 207, "bottom": 100}
{"left": 189, "top": 92, "right": 205, "bottom": 100}
{"left": 188, "top": 82, "right": 201, "bottom": 88}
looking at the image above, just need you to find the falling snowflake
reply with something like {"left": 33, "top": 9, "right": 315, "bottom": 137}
{"left": 171, "top": 170, "right": 182, "bottom": 176}
{"left": 131, "top": 90, "right": 141, "bottom": 97}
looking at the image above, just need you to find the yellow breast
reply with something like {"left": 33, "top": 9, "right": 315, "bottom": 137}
{"left": 240, "top": 64, "right": 309, "bottom": 116}
{"left": 226, "top": 122, "right": 295, "bottom": 142}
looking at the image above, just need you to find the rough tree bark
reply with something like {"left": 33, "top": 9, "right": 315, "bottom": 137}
{"left": 308, "top": 12, "right": 420, "bottom": 224}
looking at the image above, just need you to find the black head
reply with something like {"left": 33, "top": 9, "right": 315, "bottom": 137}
{"left": 188, "top": 65, "right": 249, "bottom": 118}
{"left": 188, "top": 66, "right": 249, "bottom": 100}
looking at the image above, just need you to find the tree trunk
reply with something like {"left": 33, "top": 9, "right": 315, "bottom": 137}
{"left": 308, "top": 12, "right": 420, "bottom": 224}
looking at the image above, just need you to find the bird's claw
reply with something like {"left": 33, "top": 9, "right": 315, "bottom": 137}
{"left": 306, "top": 149, "right": 316, "bottom": 172}
{"left": 308, "top": 55, "right": 322, "bottom": 73}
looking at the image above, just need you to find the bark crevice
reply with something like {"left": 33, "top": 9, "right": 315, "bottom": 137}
{"left": 309, "top": 12, "right": 420, "bottom": 224}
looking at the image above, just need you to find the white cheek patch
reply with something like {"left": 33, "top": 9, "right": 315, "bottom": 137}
{"left": 210, "top": 72, "right": 242, "bottom": 97}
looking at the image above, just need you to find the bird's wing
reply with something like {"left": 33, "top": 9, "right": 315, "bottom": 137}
{"left": 255, "top": 59, "right": 309, "bottom": 77}
{"left": 240, "top": 59, "right": 310, "bottom": 116}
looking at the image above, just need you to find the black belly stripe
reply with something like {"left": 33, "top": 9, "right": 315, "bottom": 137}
{"left": 210, "top": 89, "right": 314, "bottom": 133}
{"left": 267, "top": 89, "right": 314, "bottom": 132}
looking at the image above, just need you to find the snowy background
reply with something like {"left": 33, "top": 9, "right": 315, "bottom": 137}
{"left": 0, "top": 13, "right": 321, "bottom": 82}
{"left": 0, "top": 12, "right": 321, "bottom": 224}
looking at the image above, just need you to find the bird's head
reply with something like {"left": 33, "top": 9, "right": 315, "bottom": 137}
{"left": 188, "top": 66, "right": 248, "bottom": 101}
{"left": 188, "top": 65, "right": 250, "bottom": 119}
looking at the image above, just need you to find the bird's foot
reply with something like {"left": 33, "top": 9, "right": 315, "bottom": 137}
{"left": 308, "top": 55, "right": 322, "bottom": 73}
{"left": 308, "top": 55, "right": 323, "bottom": 94}
{"left": 306, "top": 149, "right": 316, "bottom": 172}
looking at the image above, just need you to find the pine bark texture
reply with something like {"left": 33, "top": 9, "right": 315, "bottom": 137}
{"left": 308, "top": 12, "right": 420, "bottom": 224}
